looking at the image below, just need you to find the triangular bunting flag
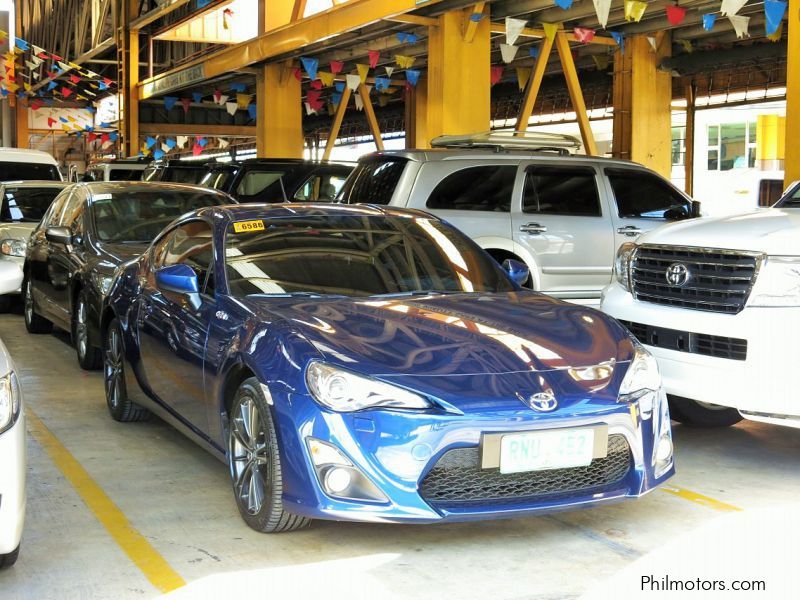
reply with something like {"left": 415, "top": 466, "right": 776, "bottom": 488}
{"left": 516, "top": 67, "right": 531, "bottom": 91}
{"left": 356, "top": 63, "right": 370, "bottom": 84}
{"left": 346, "top": 74, "right": 361, "bottom": 91}
{"left": 354, "top": 94, "right": 364, "bottom": 111}
{"left": 593, "top": 0, "right": 612, "bottom": 28}
{"left": 406, "top": 69, "right": 420, "bottom": 87}
{"left": 164, "top": 96, "right": 177, "bottom": 110}
{"left": 624, "top": 0, "right": 647, "bottom": 22}
{"left": 236, "top": 93, "right": 251, "bottom": 109}
{"left": 318, "top": 71, "right": 335, "bottom": 87}
{"left": 225, "top": 101, "right": 238, "bottom": 116}
{"left": 647, "top": 36, "right": 658, "bottom": 52}
{"left": 505, "top": 17, "right": 527, "bottom": 46}
{"left": 499, "top": 43, "right": 519, "bottom": 63}
{"left": 666, "top": 5, "right": 687, "bottom": 26}
{"left": 491, "top": 65, "right": 504, "bottom": 85}
{"left": 181, "top": 97, "right": 191, "bottom": 113}
{"left": 368, "top": 50, "right": 380, "bottom": 69}
{"left": 330, "top": 60, "right": 344, "bottom": 74}
{"left": 554, "top": 0, "right": 573, "bottom": 8}
{"left": 729, "top": 14, "right": 750, "bottom": 37}
{"left": 764, "top": 0, "right": 787, "bottom": 36}
{"left": 385, "top": 66, "right": 394, "bottom": 77}
{"left": 573, "top": 27, "right": 595, "bottom": 43}
{"left": 219, "top": 138, "right": 230, "bottom": 149}
{"left": 721, "top": 0, "right": 748, "bottom": 16}
{"left": 395, "top": 55, "right": 415, "bottom": 69}
{"left": 300, "top": 57, "right": 318, "bottom": 81}
{"left": 176, "top": 136, "right": 188, "bottom": 149}
{"left": 542, "top": 23, "right": 559, "bottom": 41}
{"left": 610, "top": 31, "right": 625, "bottom": 53}
{"left": 702, "top": 13, "right": 717, "bottom": 30}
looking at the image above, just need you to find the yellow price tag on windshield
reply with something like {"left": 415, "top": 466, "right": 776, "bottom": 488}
{"left": 233, "top": 220, "right": 265, "bottom": 233}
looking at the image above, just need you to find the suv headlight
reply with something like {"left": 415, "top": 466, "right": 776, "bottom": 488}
{"left": 748, "top": 257, "right": 800, "bottom": 307}
{"left": 0, "top": 238, "right": 27, "bottom": 258}
{"left": 92, "top": 272, "right": 114, "bottom": 296}
{"left": 618, "top": 342, "right": 661, "bottom": 415}
{"left": 0, "top": 371, "right": 21, "bottom": 434}
{"left": 306, "top": 361, "right": 431, "bottom": 412}
{"left": 614, "top": 243, "right": 637, "bottom": 292}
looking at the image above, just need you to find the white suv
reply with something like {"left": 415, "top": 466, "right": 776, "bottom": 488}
{"left": 601, "top": 181, "right": 800, "bottom": 428}
{"left": 340, "top": 137, "right": 697, "bottom": 300}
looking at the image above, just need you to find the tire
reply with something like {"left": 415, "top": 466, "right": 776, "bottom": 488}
{"left": 228, "top": 378, "right": 310, "bottom": 533}
{"left": 23, "top": 276, "right": 52, "bottom": 334}
{"left": 103, "top": 318, "right": 150, "bottom": 423}
{"left": 668, "top": 395, "right": 743, "bottom": 428}
{"left": 0, "top": 295, "right": 12, "bottom": 313}
{"left": 0, "top": 545, "right": 19, "bottom": 569}
{"left": 73, "top": 288, "right": 102, "bottom": 370}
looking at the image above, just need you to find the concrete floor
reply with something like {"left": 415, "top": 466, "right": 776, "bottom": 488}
{"left": 0, "top": 312, "right": 799, "bottom": 600}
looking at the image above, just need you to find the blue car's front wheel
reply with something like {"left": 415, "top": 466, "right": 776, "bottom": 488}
{"left": 228, "top": 378, "right": 310, "bottom": 533}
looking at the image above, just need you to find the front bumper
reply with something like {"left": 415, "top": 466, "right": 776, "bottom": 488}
{"left": 0, "top": 258, "right": 23, "bottom": 296}
{"left": 601, "top": 283, "right": 800, "bottom": 426}
{"left": 274, "top": 391, "right": 673, "bottom": 523}
{"left": 0, "top": 407, "right": 26, "bottom": 554}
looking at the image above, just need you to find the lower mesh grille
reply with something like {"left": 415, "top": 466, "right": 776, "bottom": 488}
{"left": 419, "top": 434, "right": 631, "bottom": 506}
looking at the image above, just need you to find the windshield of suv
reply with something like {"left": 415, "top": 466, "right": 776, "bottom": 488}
{"left": 774, "top": 183, "right": 800, "bottom": 207}
{"left": 0, "top": 162, "right": 60, "bottom": 181}
{"left": 338, "top": 157, "right": 408, "bottom": 205}
{"left": 225, "top": 213, "right": 515, "bottom": 298}
{"left": 1, "top": 186, "right": 65, "bottom": 222}
{"left": 91, "top": 190, "right": 221, "bottom": 243}
{"left": 108, "top": 169, "right": 145, "bottom": 182}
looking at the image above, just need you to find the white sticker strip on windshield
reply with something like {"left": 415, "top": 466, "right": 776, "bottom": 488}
{"left": 93, "top": 193, "right": 113, "bottom": 200}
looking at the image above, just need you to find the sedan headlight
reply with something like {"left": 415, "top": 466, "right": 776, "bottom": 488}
{"left": 0, "top": 371, "right": 21, "bottom": 434}
{"left": 0, "top": 238, "right": 27, "bottom": 258}
{"left": 618, "top": 342, "right": 661, "bottom": 415}
{"left": 614, "top": 242, "right": 637, "bottom": 292}
{"left": 748, "top": 257, "right": 800, "bottom": 307}
{"left": 306, "top": 361, "right": 431, "bottom": 412}
{"left": 92, "top": 272, "right": 114, "bottom": 296}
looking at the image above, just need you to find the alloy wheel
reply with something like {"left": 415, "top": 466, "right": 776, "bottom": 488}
{"left": 24, "top": 279, "right": 33, "bottom": 325}
{"left": 229, "top": 397, "right": 271, "bottom": 515}
{"left": 104, "top": 326, "right": 123, "bottom": 409}
{"left": 76, "top": 298, "right": 88, "bottom": 360}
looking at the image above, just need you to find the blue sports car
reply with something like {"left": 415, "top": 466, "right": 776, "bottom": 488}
{"left": 101, "top": 204, "right": 674, "bottom": 532}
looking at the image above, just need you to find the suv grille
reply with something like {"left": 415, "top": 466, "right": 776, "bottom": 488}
{"left": 621, "top": 320, "right": 748, "bottom": 361}
{"left": 419, "top": 434, "right": 631, "bottom": 507}
{"left": 631, "top": 246, "right": 761, "bottom": 314}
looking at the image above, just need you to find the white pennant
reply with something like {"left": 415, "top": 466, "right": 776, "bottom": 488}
{"left": 31, "top": 44, "right": 44, "bottom": 56}
{"left": 161, "top": 142, "right": 171, "bottom": 153}
{"left": 721, "top": 0, "right": 748, "bottom": 16}
{"left": 217, "top": 94, "right": 229, "bottom": 106}
{"left": 225, "top": 101, "right": 238, "bottom": 116}
{"left": 218, "top": 138, "right": 230, "bottom": 149}
{"left": 176, "top": 135, "right": 188, "bottom": 148}
{"left": 385, "top": 66, "right": 394, "bottom": 77}
{"left": 346, "top": 74, "right": 361, "bottom": 91}
{"left": 354, "top": 94, "right": 364, "bottom": 111}
{"left": 728, "top": 14, "right": 750, "bottom": 38}
{"left": 647, "top": 36, "right": 658, "bottom": 51}
{"left": 505, "top": 17, "right": 527, "bottom": 46}
{"left": 499, "top": 43, "right": 519, "bottom": 64}
{"left": 304, "top": 102, "right": 316, "bottom": 115}
{"left": 592, "top": 0, "right": 612, "bottom": 28}
{"left": 57, "top": 61, "right": 72, "bottom": 72}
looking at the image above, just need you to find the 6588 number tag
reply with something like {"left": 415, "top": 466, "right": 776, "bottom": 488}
{"left": 233, "top": 220, "right": 265, "bottom": 233}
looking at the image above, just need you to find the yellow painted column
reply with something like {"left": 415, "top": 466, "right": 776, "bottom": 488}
{"left": 424, "top": 9, "right": 491, "bottom": 145}
{"left": 265, "top": 0, "right": 297, "bottom": 30}
{"left": 756, "top": 114, "right": 786, "bottom": 171}
{"left": 15, "top": 100, "right": 29, "bottom": 149}
{"left": 612, "top": 34, "right": 672, "bottom": 177}
{"left": 256, "top": 64, "right": 304, "bottom": 158}
{"left": 785, "top": 0, "right": 800, "bottom": 187}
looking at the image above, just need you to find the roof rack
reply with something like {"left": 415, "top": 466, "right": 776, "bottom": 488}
{"left": 430, "top": 131, "right": 582, "bottom": 154}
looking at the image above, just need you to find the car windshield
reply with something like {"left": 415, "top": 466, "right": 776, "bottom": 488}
{"left": 142, "top": 166, "right": 207, "bottom": 185}
{"left": 1, "top": 186, "right": 65, "bottom": 222}
{"left": 224, "top": 213, "right": 515, "bottom": 298}
{"left": 774, "top": 183, "right": 800, "bottom": 207}
{"left": 91, "top": 190, "right": 221, "bottom": 243}
{"left": 108, "top": 169, "right": 144, "bottom": 181}
{"left": 0, "top": 161, "right": 60, "bottom": 181}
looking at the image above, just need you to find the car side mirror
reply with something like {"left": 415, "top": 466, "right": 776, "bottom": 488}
{"left": 503, "top": 259, "right": 530, "bottom": 287}
{"left": 155, "top": 264, "right": 202, "bottom": 310}
{"left": 690, "top": 200, "right": 702, "bottom": 218}
{"left": 45, "top": 226, "right": 74, "bottom": 246}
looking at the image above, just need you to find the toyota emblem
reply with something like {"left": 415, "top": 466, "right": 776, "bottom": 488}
{"left": 519, "top": 392, "right": 558, "bottom": 412}
{"left": 665, "top": 263, "right": 690, "bottom": 287}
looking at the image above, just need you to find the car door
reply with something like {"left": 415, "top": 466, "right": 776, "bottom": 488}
{"left": 27, "top": 189, "right": 69, "bottom": 312}
{"left": 511, "top": 163, "right": 615, "bottom": 297}
{"left": 46, "top": 190, "right": 88, "bottom": 326}
{"left": 137, "top": 220, "right": 216, "bottom": 432}
{"left": 603, "top": 167, "right": 694, "bottom": 249}
{"left": 408, "top": 163, "right": 516, "bottom": 252}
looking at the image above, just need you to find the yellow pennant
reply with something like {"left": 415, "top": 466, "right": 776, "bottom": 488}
{"left": 318, "top": 71, "right": 335, "bottom": 87}
{"left": 625, "top": 0, "right": 647, "bottom": 22}
{"left": 356, "top": 64, "right": 370, "bottom": 84}
{"left": 516, "top": 67, "right": 531, "bottom": 91}
{"left": 236, "top": 93, "right": 251, "bottom": 109}
{"left": 542, "top": 22, "right": 559, "bottom": 42}
{"left": 395, "top": 55, "right": 416, "bottom": 69}
{"left": 678, "top": 39, "right": 693, "bottom": 53}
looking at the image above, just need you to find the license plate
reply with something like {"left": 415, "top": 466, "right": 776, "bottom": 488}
{"left": 500, "top": 428, "right": 595, "bottom": 474}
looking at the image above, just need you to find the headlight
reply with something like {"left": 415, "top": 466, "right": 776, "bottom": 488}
{"left": 618, "top": 342, "right": 661, "bottom": 416}
{"left": 92, "top": 272, "right": 114, "bottom": 296}
{"left": 0, "top": 371, "right": 21, "bottom": 434}
{"left": 614, "top": 242, "right": 637, "bottom": 292}
{"left": 748, "top": 256, "right": 800, "bottom": 307}
{"left": 0, "top": 238, "right": 27, "bottom": 257}
{"left": 306, "top": 361, "right": 431, "bottom": 412}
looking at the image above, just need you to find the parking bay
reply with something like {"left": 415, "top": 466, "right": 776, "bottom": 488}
{"left": 0, "top": 313, "right": 798, "bottom": 599}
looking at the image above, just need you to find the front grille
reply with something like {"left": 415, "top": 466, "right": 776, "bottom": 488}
{"left": 621, "top": 320, "right": 748, "bottom": 361}
{"left": 631, "top": 245, "right": 761, "bottom": 314}
{"left": 419, "top": 434, "right": 631, "bottom": 507}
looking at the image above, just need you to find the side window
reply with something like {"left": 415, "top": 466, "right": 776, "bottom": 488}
{"left": 339, "top": 158, "right": 407, "bottom": 205}
{"left": 160, "top": 221, "right": 215, "bottom": 297}
{"left": 236, "top": 170, "right": 286, "bottom": 198}
{"left": 60, "top": 192, "right": 85, "bottom": 236}
{"left": 426, "top": 165, "right": 517, "bottom": 212}
{"left": 294, "top": 173, "right": 349, "bottom": 202}
{"left": 42, "top": 191, "right": 70, "bottom": 228}
{"left": 523, "top": 166, "right": 601, "bottom": 216}
{"left": 606, "top": 168, "right": 692, "bottom": 219}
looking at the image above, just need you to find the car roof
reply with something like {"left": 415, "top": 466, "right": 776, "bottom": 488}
{"left": 357, "top": 149, "right": 652, "bottom": 169}
{"left": 211, "top": 202, "right": 434, "bottom": 223}
{"left": 0, "top": 148, "right": 59, "bottom": 164}
{"left": 0, "top": 180, "right": 69, "bottom": 188}
{"left": 76, "top": 181, "right": 230, "bottom": 197}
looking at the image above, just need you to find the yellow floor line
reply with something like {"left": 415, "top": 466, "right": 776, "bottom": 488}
{"left": 26, "top": 409, "right": 186, "bottom": 594}
{"left": 660, "top": 485, "right": 743, "bottom": 513}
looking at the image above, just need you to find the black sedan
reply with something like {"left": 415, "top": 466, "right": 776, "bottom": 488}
{"left": 23, "top": 182, "right": 232, "bottom": 369}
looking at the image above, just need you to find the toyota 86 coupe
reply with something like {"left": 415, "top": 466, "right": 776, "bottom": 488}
{"left": 101, "top": 203, "right": 674, "bottom": 532}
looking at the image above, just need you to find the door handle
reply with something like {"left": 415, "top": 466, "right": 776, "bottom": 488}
{"left": 617, "top": 226, "right": 643, "bottom": 237}
{"left": 519, "top": 223, "right": 547, "bottom": 234}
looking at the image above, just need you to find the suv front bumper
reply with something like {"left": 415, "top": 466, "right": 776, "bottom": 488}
{"left": 601, "top": 283, "right": 800, "bottom": 427}
{"left": 0, "top": 408, "right": 25, "bottom": 555}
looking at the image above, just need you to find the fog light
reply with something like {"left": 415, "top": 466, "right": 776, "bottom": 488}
{"left": 324, "top": 467, "right": 352, "bottom": 494}
{"left": 656, "top": 434, "right": 673, "bottom": 463}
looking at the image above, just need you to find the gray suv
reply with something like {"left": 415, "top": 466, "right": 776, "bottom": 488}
{"left": 340, "top": 141, "right": 697, "bottom": 300}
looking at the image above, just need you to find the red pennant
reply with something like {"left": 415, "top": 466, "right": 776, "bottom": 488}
{"left": 192, "top": 143, "right": 203, "bottom": 157}
{"left": 293, "top": 67, "right": 302, "bottom": 81}
{"left": 102, "top": 77, "right": 113, "bottom": 87}
{"left": 46, "top": 70, "right": 56, "bottom": 79}
{"left": 307, "top": 90, "right": 323, "bottom": 105}
{"left": 181, "top": 97, "right": 191, "bottom": 113}
{"left": 30, "top": 99, "right": 42, "bottom": 111}
{"left": 490, "top": 65, "right": 504, "bottom": 86}
{"left": 36, "top": 52, "right": 48, "bottom": 59}
{"left": 87, "top": 132, "right": 98, "bottom": 142}
{"left": 310, "top": 79, "right": 323, "bottom": 90}
{"left": 4, "top": 66, "right": 11, "bottom": 74}
{"left": 69, "top": 74, "right": 81, "bottom": 84}
{"left": 100, "top": 133, "right": 110, "bottom": 143}
{"left": 368, "top": 50, "right": 380, "bottom": 69}
{"left": 665, "top": 5, "right": 687, "bottom": 26}
{"left": 330, "top": 60, "right": 344, "bottom": 74}
{"left": 47, "top": 117, "right": 56, "bottom": 127}
{"left": 573, "top": 27, "right": 596, "bottom": 44}
{"left": 213, "top": 89, "right": 221, "bottom": 103}
{"left": 50, "top": 53, "right": 63, "bottom": 61}
{"left": 61, "top": 86, "right": 73, "bottom": 98}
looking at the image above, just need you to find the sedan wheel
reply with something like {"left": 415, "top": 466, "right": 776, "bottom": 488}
{"left": 228, "top": 377, "right": 310, "bottom": 533}
{"left": 23, "top": 276, "right": 52, "bottom": 334}
{"left": 103, "top": 318, "right": 149, "bottom": 423}
{"left": 74, "top": 290, "right": 101, "bottom": 370}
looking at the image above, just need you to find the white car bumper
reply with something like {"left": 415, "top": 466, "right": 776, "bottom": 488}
{"left": 0, "top": 259, "right": 24, "bottom": 296}
{"left": 0, "top": 407, "right": 25, "bottom": 555}
{"left": 601, "top": 283, "right": 800, "bottom": 427}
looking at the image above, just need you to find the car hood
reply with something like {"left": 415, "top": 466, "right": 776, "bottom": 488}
{"left": 0, "top": 222, "right": 36, "bottom": 240}
{"left": 639, "top": 208, "right": 800, "bottom": 256}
